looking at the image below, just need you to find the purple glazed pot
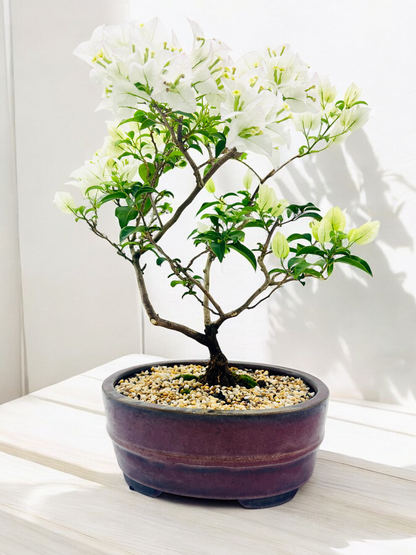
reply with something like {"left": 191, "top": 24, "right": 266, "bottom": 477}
{"left": 102, "top": 360, "right": 329, "bottom": 509}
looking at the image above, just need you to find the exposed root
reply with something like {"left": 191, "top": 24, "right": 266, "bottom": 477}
{"left": 200, "top": 352, "right": 236, "bottom": 387}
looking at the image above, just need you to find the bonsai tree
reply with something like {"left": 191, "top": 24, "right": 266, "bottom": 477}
{"left": 55, "top": 18, "right": 379, "bottom": 387}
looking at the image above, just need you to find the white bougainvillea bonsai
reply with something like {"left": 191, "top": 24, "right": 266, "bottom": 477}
{"left": 55, "top": 18, "right": 379, "bottom": 387}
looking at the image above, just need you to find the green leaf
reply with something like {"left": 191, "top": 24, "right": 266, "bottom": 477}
{"left": 196, "top": 201, "right": 218, "bottom": 216}
{"left": 287, "top": 233, "right": 312, "bottom": 243}
{"left": 229, "top": 230, "right": 245, "bottom": 242}
{"left": 243, "top": 220, "right": 266, "bottom": 229}
{"left": 228, "top": 241, "right": 257, "bottom": 270}
{"left": 203, "top": 164, "right": 213, "bottom": 177}
{"left": 297, "top": 212, "right": 323, "bottom": 221}
{"left": 140, "top": 119, "right": 157, "bottom": 130}
{"left": 188, "top": 143, "right": 203, "bottom": 155}
{"left": 211, "top": 241, "right": 226, "bottom": 262}
{"left": 114, "top": 138, "right": 132, "bottom": 147}
{"left": 139, "top": 163, "right": 155, "bottom": 182}
{"left": 335, "top": 255, "right": 373, "bottom": 276}
{"left": 292, "top": 260, "right": 312, "bottom": 276}
{"left": 118, "top": 117, "right": 141, "bottom": 126}
{"left": 100, "top": 192, "right": 128, "bottom": 205}
{"left": 174, "top": 111, "right": 196, "bottom": 120}
{"left": 119, "top": 241, "right": 142, "bottom": 250}
{"left": 288, "top": 257, "right": 301, "bottom": 269}
{"left": 119, "top": 226, "right": 136, "bottom": 243}
{"left": 134, "top": 186, "right": 156, "bottom": 197}
{"left": 296, "top": 245, "right": 327, "bottom": 257}
{"left": 156, "top": 257, "right": 167, "bottom": 266}
{"left": 115, "top": 206, "right": 139, "bottom": 228}
{"left": 303, "top": 268, "right": 323, "bottom": 278}
{"left": 170, "top": 280, "right": 184, "bottom": 287}
{"left": 119, "top": 225, "right": 146, "bottom": 243}
{"left": 84, "top": 185, "right": 104, "bottom": 195}
{"left": 118, "top": 151, "right": 140, "bottom": 160}
{"left": 215, "top": 139, "right": 226, "bottom": 158}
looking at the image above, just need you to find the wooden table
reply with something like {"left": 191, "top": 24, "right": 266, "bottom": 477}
{"left": 0, "top": 354, "right": 415, "bottom": 554}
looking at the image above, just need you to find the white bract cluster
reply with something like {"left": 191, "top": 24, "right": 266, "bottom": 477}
{"left": 54, "top": 18, "right": 379, "bottom": 287}
{"left": 72, "top": 18, "right": 369, "bottom": 168}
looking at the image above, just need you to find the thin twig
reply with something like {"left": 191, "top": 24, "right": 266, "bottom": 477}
{"left": 203, "top": 251, "right": 215, "bottom": 327}
{"left": 130, "top": 249, "right": 210, "bottom": 346}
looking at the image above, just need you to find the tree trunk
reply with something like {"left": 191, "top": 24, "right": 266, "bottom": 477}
{"left": 201, "top": 327, "right": 236, "bottom": 387}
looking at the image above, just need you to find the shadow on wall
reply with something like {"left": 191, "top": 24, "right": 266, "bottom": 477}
{"left": 267, "top": 130, "right": 416, "bottom": 406}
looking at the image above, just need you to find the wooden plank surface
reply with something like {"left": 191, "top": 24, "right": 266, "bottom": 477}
{"left": 83, "top": 354, "right": 166, "bottom": 381}
{"left": 0, "top": 354, "right": 415, "bottom": 554}
{"left": 1, "top": 452, "right": 415, "bottom": 555}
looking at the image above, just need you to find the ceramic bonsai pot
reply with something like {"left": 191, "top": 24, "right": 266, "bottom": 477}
{"left": 102, "top": 359, "right": 329, "bottom": 509}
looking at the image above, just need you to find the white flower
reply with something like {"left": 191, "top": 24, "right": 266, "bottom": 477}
{"left": 53, "top": 192, "right": 77, "bottom": 214}
{"left": 293, "top": 111, "right": 322, "bottom": 133}
{"left": 323, "top": 207, "right": 346, "bottom": 232}
{"left": 316, "top": 207, "right": 348, "bottom": 243}
{"left": 242, "top": 169, "right": 254, "bottom": 190}
{"left": 315, "top": 75, "right": 337, "bottom": 106}
{"left": 129, "top": 59, "right": 160, "bottom": 91}
{"left": 197, "top": 221, "right": 210, "bottom": 233}
{"left": 258, "top": 185, "right": 276, "bottom": 211}
{"left": 108, "top": 81, "right": 149, "bottom": 116}
{"left": 282, "top": 86, "right": 309, "bottom": 113}
{"left": 152, "top": 53, "right": 197, "bottom": 112}
{"left": 270, "top": 199, "right": 289, "bottom": 217}
{"left": 72, "top": 19, "right": 370, "bottom": 167}
{"left": 271, "top": 232, "right": 290, "bottom": 259}
{"left": 329, "top": 105, "right": 370, "bottom": 144}
{"left": 265, "top": 46, "right": 308, "bottom": 91}
{"left": 310, "top": 220, "right": 320, "bottom": 241}
{"left": 317, "top": 217, "right": 333, "bottom": 243}
{"left": 205, "top": 179, "right": 216, "bottom": 193}
{"left": 257, "top": 185, "right": 288, "bottom": 215}
{"left": 348, "top": 221, "right": 380, "bottom": 245}
{"left": 344, "top": 82, "right": 362, "bottom": 108}
{"left": 67, "top": 157, "right": 115, "bottom": 195}
{"left": 73, "top": 25, "right": 106, "bottom": 66}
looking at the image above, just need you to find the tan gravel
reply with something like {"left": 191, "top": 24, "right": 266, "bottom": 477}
{"left": 115, "top": 364, "right": 314, "bottom": 411}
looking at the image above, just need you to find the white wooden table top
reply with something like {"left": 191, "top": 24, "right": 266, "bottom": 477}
{"left": 0, "top": 354, "right": 415, "bottom": 555}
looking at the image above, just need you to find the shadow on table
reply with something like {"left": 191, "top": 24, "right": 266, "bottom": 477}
{"left": 129, "top": 451, "right": 416, "bottom": 554}
{"left": 3, "top": 450, "right": 415, "bottom": 554}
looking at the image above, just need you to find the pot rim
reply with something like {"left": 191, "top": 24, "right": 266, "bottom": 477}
{"left": 103, "top": 359, "right": 330, "bottom": 416}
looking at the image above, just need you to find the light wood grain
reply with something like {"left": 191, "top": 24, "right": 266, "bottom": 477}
{"left": 1, "top": 452, "right": 415, "bottom": 555}
{"left": 321, "top": 417, "right": 416, "bottom": 476}
{"left": 83, "top": 354, "right": 166, "bottom": 381}
{"left": 0, "top": 396, "right": 121, "bottom": 487}
{"left": 1, "top": 355, "right": 415, "bottom": 554}
{"left": 32, "top": 374, "right": 105, "bottom": 414}
{"left": 328, "top": 399, "right": 416, "bottom": 436}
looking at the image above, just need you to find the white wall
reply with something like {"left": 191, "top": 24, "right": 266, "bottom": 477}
{"left": 129, "top": 0, "right": 416, "bottom": 407}
{"left": 3, "top": 0, "right": 414, "bottom": 406}
{"left": 0, "top": 0, "right": 24, "bottom": 403}
{"left": 9, "top": 0, "right": 143, "bottom": 393}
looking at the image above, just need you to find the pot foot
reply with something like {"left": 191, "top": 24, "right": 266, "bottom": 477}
{"left": 238, "top": 488, "right": 298, "bottom": 509}
{"left": 123, "top": 474, "right": 162, "bottom": 498}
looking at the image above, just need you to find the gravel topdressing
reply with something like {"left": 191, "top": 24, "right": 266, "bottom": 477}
{"left": 115, "top": 364, "right": 315, "bottom": 411}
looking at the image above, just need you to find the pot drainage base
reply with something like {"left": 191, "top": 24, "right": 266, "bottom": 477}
{"left": 123, "top": 473, "right": 298, "bottom": 509}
